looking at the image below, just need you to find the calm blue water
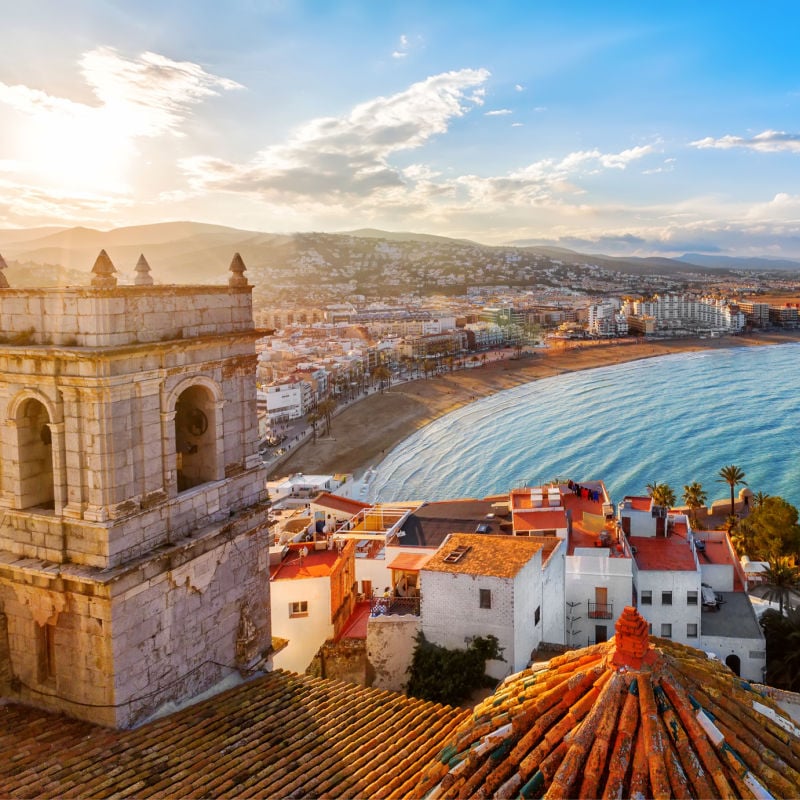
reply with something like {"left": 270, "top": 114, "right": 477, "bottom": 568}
{"left": 369, "top": 343, "right": 800, "bottom": 508}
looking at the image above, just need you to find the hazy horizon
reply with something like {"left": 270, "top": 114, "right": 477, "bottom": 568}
{"left": 2, "top": 2, "right": 800, "bottom": 258}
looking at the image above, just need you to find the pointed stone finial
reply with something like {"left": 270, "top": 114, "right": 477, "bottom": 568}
{"left": 0, "top": 252, "right": 9, "bottom": 288}
{"left": 228, "top": 252, "right": 248, "bottom": 288}
{"left": 611, "top": 606, "right": 651, "bottom": 669}
{"left": 91, "top": 249, "right": 117, "bottom": 288}
{"left": 134, "top": 253, "right": 154, "bottom": 286}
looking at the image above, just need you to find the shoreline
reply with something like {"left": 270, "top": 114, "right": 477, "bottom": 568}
{"left": 269, "top": 330, "right": 800, "bottom": 483}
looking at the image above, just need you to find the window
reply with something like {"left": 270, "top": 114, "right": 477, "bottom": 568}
{"left": 662, "top": 591, "right": 673, "bottom": 605}
{"left": 648, "top": 623, "right": 653, "bottom": 634}
{"left": 687, "top": 623, "right": 698, "bottom": 638}
{"left": 661, "top": 623, "right": 672, "bottom": 639}
{"left": 289, "top": 601, "right": 308, "bottom": 617}
{"left": 640, "top": 590, "right": 652, "bottom": 605}
{"left": 687, "top": 590, "right": 698, "bottom": 606}
{"left": 479, "top": 589, "right": 492, "bottom": 609}
{"left": 534, "top": 606, "right": 541, "bottom": 625}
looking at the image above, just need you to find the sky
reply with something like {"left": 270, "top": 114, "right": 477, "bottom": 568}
{"left": 1, "top": 0, "right": 800, "bottom": 256}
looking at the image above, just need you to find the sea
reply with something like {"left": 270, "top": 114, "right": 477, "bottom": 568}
{"left": 367, "top": 342, "right": 800, "bottom": 509}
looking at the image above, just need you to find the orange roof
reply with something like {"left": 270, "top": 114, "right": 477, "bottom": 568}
{"left": 629, "top": 535, "right": 697, "bottom": 571}
{"left": 312, "top": 491, "right": 370, "bottom": 514}
{"left": 424, "top": 533, "right": 544, "bottom": 578}
{"left": 628, "top": 495, "right": 652, "bottom": 511}
{"left": 410, "top": 608, "right": 800, "bottom": 799}
{"left": 270, "top": 548, "right": 341, "bottom": 579}
{"left": 513, "top": 508, "right": 568, "bottom": 532}
{"left": 0, "top": 670, "right": 469, "bottom": 799}
{"left": 387, "top": 552, "right": 432, "bottom": 572}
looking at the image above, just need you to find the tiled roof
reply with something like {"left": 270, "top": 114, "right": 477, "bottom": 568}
{"left": 423, "top": 533, "right": 544, "bottom": 578}
{"left": 630, "top": 534, "right": 698, "bottom": 571}
{"left": 0, "top": 669, "right": 469, "bottom": 799}
{"left": 512, "top": 509, "right": 568, "bottom": 532}
{"left": 410, "top": 607, "right": 800, "bottom": 800}
{"left": 313, "top": 491, "right": 371, "bottom": 514}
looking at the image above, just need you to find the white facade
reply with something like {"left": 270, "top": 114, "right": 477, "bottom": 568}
{"left": 271, "top": 574, "right": 334, "bottom": 673}
{"left": 622, "top": 294, "right": 745, "bottom": 335}
{"left": 634, "top": 567, "right": 702, "bottom": 646}
{"left": 420, "top": 540, "right": 545, "bottom": 680}
{"left": 566, "top": 548, "right": 633, "bottom": 648}
{"left": 265, "top": 380, "right": 310, "bottom": 420}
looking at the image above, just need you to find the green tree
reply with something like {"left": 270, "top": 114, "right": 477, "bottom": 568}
{"left": 682, "top": 482, "right": 708, "bottom": 529}
{"left": 405, "top": 632, "right": 504, "bottom": 706}
{"left": 371, "top": 364, "right": 392, "bottom": 392}
{"left": 717, "top": 464, "right": 747, "bottom": 518}
{"left": 317, "top": 397, "right": 336, "bottom": 437}
{"left": 647, "top": 482, "right": 675, "bottom": 509}
{"left": 753, "top": 491, "right": 770, "bottom": 510}
{"left": 761, "top": 608, "right": 800, "bottom": 691}
{"left": 736, "top": 496, "right": 800, "bottom": 561}
{"left": 759, "top": 557, "right": 800, "bottom": 615}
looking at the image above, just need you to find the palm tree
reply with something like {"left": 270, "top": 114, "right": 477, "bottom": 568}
{"left": 753, "top": 491, "right": 770, "bottom": 510}
{"left": 717, "top": 464, "right": 747, "bottom": 518}
{"left": 682, "top": 482, "right": 708, "bottom": 529}
{"left": 317, "top": 397, "right": 336, "bottom": 437}
{"left": 371, "top": 364, "right": 392, "bottom": 393}
{"left": 306, "top": 409, "right": 322, "bottom": 443}
{"left": 760, "top": 557, "right": 800, "bottom": 615}
{"left": 651, "top": 483, "right": 675, "bottom": 509}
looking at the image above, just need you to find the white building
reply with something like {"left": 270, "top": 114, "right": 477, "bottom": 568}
{"left": 264, "top": 378, "right": 312, "bottom": 420}
{"left": 420, "top": 533, "right": 562, "bottom": 679}
{"left": 270, "top": 540, "right": 357, "bottom": 673}
{"left": 622, "top": 294, "right": 745, "bottom": 335}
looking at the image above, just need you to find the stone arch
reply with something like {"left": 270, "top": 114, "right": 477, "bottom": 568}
{"left": 171, "top": 380, "right": 222, "bottom": 492}
{"left": 10, "top": 393, "right": 57, "bottom": 510}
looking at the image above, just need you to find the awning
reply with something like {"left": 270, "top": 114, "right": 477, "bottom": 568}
{"left": 387, "top": 552, "right": 431, "bottom": 572}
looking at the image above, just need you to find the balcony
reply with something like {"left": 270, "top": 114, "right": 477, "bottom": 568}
{"left": 370, "top": 594, "right": 420, "bottom": 617}
{"left": 587, "top": 601, "right": 613, "bottom": 620}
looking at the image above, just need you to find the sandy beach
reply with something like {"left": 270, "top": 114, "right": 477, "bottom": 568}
{"left": 269, "top": 331, "right": 800, "bottom": 481}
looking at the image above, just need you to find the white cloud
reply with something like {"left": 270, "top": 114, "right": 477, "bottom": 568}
{"left": 691, "top": 130, "right": 800, "bottom": 153}
{"left": 511, "top": 122, "right": 524, "bottom": 128}
{"left": 0, "top": 47, "right": 240, "bottom": 197}
{"left": 515, "top": 84, "right": 525, "bottom": 92}
{"left": 485, "top": 109, "right": 512, "bottom": 116}
{"left": 392, "top": 33, "right": 411, "bottom": 58}
{"left": 533, "top": 106, "right": 547, "bottom": 113}
{"left": 181, "top": 68, "right": 491, "bottom": 200}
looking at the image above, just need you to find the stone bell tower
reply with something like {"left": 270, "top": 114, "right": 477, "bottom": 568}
{"left": 0, "top": 251, "right": 271, "bottom": 727}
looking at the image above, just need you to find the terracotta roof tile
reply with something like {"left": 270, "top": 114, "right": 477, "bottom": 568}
{"left": 0, "top": 670, "right": 468, "bottom": 799}
{"left": 409, "top": 607, "right": 800, "bottom": 799}
{"left": 423, "top": 533, "right": 544, "bottom": 578}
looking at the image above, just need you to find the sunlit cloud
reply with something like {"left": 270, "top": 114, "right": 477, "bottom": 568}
{"left": 0, "top": 46, "right": 240, "bottom": 200}
{"left": 514, "top": 84, "right": 525, "bottom": 92}
{"left": 392, "top": 33, "right": 410, "bottom": 59}
{"left": 485, "top": 108, "right": 512, "bottom": 116}
{"left": 691, "top": 130, "right": 800, "bottom": 153}
{"left": 181, "top": 68, "right": 491, "bottom": 200}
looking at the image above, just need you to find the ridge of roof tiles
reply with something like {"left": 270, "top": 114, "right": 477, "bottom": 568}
{"left": 410, "top": 606, "right": 800, "bottom": 800}
{"left": 0, "top": 669, "right": 469, "bottom": 799}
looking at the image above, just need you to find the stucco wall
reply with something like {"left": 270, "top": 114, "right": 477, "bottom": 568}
{"left": 366, "top": 614, "right": 420, "bottom": 692}
{"left": 635, "top": 569, "right": 702, "bottom": 646}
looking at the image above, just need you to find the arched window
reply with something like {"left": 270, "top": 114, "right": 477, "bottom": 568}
{"left": 16, "top": 398, "right": 55, "bottom": 510}
{"left": 174, "top": 385, "right": 217, "bottom": 492}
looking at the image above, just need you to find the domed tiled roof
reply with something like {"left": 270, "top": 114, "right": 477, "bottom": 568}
{"left": 412, "top": 607, "right": 800, "bottom": 799}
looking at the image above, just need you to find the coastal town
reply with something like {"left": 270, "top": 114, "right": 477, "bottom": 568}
{"left": 1, "top": 248, "right": 799, "bottom": 798}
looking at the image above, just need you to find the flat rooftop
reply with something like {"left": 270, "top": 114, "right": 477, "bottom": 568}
{"left": 700, "top": 591, "right": 764, "bottom": 640}
{"left": 270, "top": 546, "right": 342, "bottom": 580}
{"left": 400, "top": 498, "right": 508, "bottom": 548}
{"left": 629, "top": 535, "right": 697, "bottom": 571}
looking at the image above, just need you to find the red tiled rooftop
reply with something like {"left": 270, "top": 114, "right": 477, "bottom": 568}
{"left": 512, "top": 508, "right": 568, "bottom": 532}
{"left": 387, "top": 552, "right": 431, "bottom": 572}
{"left": 0, "top": 670, "right": 469, "bottom": 799}
{"left": 628, "top": 495, "right": 652, "bottom": 511}
{"left": 411, "top": 607, "right": 800, "bottom": 799}
{"left": 313, "top": 491, "right": 370, "bottom": 515}
{"left": 629, "top": 535, "right": 697, "bottom": 571}
{"left": 270, "top": 547, "right": 341, "bottom": 580}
